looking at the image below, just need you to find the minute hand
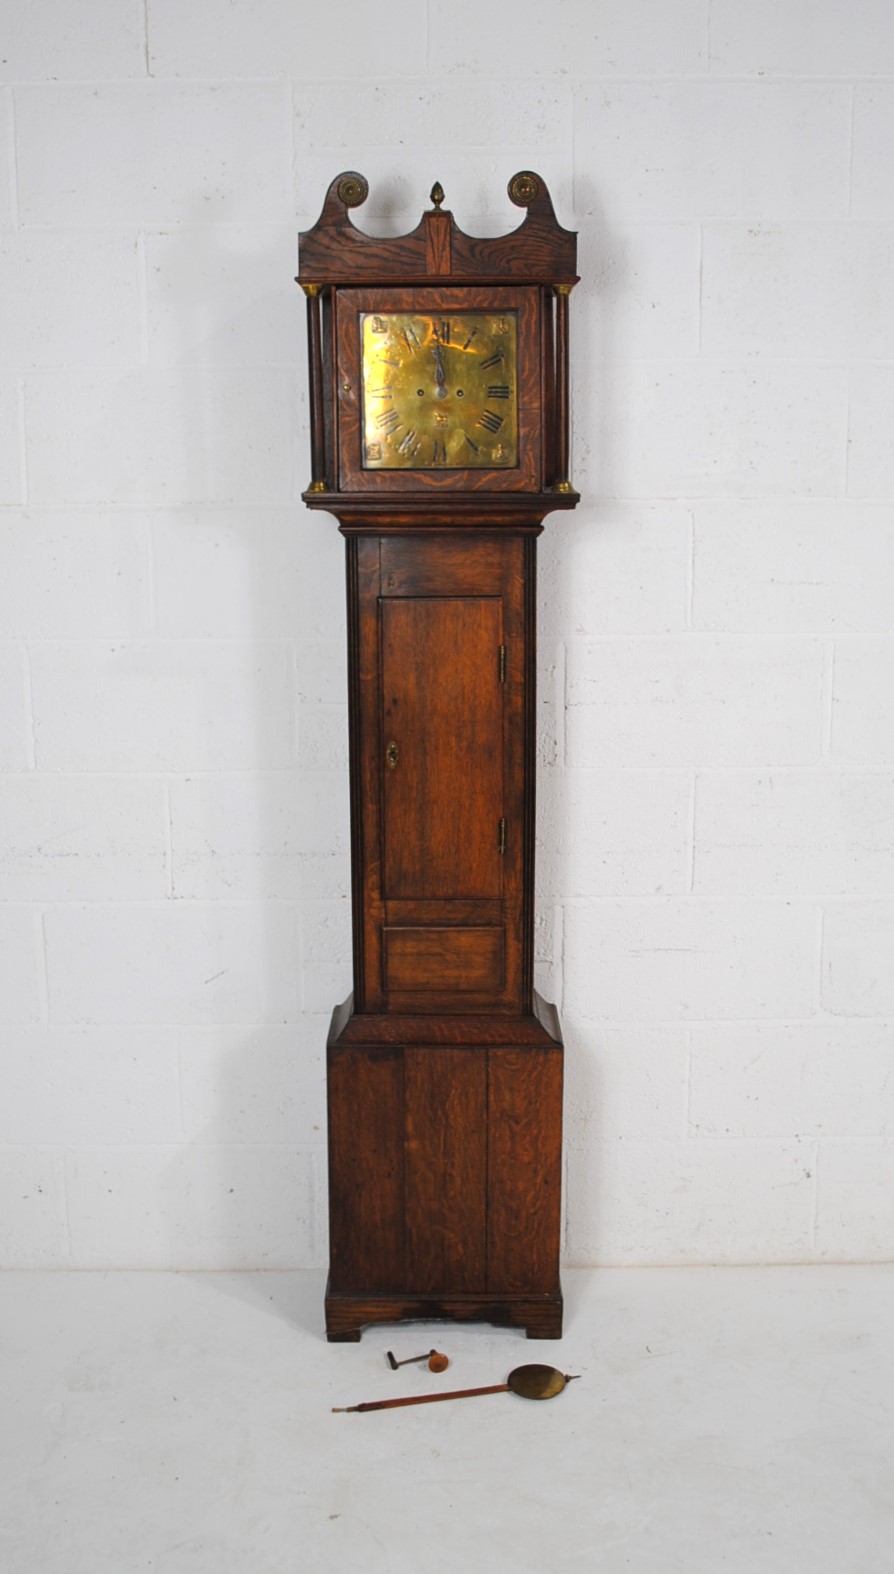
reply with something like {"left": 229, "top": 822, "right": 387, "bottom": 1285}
{"left": 433, "top": 339, "right": 448, "bottom": 399}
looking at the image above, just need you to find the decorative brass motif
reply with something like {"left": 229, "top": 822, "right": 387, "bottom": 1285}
{"left": 430, "top": 182, "right": 445, "bottom": 209}
{"left": 307, "top": 479, "right": 328, "bottom": 493}
{"left": 386, "top": 740, "right": 399, "bottom": 769}
{"left": 301, "top": 282, "right": 322, "bottom": 298}
{"left": 337, "top": 172, "right": 369, "bottom": 208}
{"left": 508, "top": 171, "right": 540, "bottom": 207}
{"left": 361, "top": 310, "right": 519, "bottom": 470}
{"left": 552, "top": 480, "right": 574, "bottom": 493}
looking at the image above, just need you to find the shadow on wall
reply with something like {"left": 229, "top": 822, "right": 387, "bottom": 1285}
{"left": 153, "top": 200, "right": 351, "bottom": 1308}
{"left": 533, "top": 176, "right": 628, "bottom": 1266}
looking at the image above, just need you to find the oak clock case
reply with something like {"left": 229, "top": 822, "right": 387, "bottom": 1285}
{"left": 298, "top": 171, "right": 578, "bottom": 1343}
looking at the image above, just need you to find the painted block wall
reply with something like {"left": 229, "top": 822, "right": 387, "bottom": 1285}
{"left": 1, "top": 0, "right": 892, "bottom": 1269}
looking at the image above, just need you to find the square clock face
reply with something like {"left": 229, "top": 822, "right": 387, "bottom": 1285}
{"left": 361, "top": 310, "right": 519, "bottom": 470}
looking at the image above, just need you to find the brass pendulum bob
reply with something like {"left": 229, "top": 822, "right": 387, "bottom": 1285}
{"left": 333, "top": 1364, "right": 578, "bottom": 1414}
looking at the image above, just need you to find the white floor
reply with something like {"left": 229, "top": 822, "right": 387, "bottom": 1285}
{"left": 1, "top": 1267, "right": 891, "bottom": 1573}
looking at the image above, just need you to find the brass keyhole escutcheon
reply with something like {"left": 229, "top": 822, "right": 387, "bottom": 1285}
{"left": 386, "top": 740, "right": 399, "bottom": 769}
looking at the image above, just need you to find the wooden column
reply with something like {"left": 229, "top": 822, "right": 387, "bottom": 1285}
{"left": 553, "top": 283, "right": 573, "bottom": 494}
{"left": 303, "top": 283, "right": 327, "bottom": 492}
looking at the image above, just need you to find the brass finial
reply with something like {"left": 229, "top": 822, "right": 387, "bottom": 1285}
{"left": 430, "top": 182, "right": 445, "bottom": 209}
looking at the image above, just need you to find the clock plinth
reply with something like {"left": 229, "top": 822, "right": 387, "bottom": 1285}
{"left": 323, "top": 989, "right": 565, "bottom": 1342}
{"left": 298, "top": 173, "right": 579, "bottom": 1343}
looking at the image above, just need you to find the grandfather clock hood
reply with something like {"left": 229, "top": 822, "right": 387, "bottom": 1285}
{"left": 298, "top": 169, "right": 577, "bottom": 283}
{"left": 298, "top": 172, "right": 579, "bottom": 1342}
{"left": 298, "top": 170, "right": 579, "bottom": 517}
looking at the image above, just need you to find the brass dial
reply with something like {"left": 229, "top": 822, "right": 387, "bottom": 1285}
{"left": 361, "top": 311, "right": 518, "bottom": 470}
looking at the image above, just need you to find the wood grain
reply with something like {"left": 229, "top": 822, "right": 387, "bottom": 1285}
{"left": 381, "top": 533, "right": 508, "bottom": 595}
{"left": 305, "top": 288, "right": 326, "bottom": 487}
{"left": 404, "top": 1047, "right": 487, "bottom": 1294}
{"left": 351, "top": 537, "right": 384, "bottom": 1012}
{"left": 327, "top": 1045, "right": 404, "bottom": 1293}
{"left": 384, "top": 927, "right": 504, "bottom": 994}
{"left": 335, "top": 286, "right": 541, "bottom": 494}
{"left": 347, "top": 532, "right": 529, "bottom": 1015}
{"left": 298, "top": 170, "right": 577, "bottom": 285}
{"left": 327, "top": 992, "right": 563, "bottom": 1049}
{"left": 381, "top": 595, "right": 503, "bottom": 902}
{"left": 325, "top": 1283, "right": 563, "bottom": 1342}
{"left": 487, "top": 1048, "right": 563, "bottom": 1294}
{"left": 425, "top": 210, "right": 452, "bottom": 275}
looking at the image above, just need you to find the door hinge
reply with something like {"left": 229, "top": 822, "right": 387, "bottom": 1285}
{"left": 498, "top": 644, "right": 507, "bottom": 684}
{"left": 498, "top": 816, "right": 506, "bottom": 855}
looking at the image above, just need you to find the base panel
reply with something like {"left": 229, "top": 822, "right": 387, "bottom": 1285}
{"left": 325, "top": 1281, "right": 563, "bottom": 1342}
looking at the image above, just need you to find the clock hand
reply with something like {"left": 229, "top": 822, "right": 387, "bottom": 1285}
{"left": 433, "top": 337, "right": 448, "bottom": 400}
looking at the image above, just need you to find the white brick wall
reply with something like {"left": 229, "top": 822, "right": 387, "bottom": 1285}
{"left": 45, "top": 903, "right": 301, "bottom": 1025}
{"left": 0, "top": 776, "right": 168, "bottom": 899}
{"left": 0, "top": 1, "right": 145, "bottom": 82}
{"left": 169, "top": 773, "right": 350, "bottom": 899}
{"left": 573, "top": 83, "right": 852, "bottom": 221}
{"left": 0, "top": 1028, "right": 182, "bottom": 1145}
{"left": 15, "top": 84, "right": 293, "bottom": 226}
{"left": 31, "top": 642, "right": 294, "bottom": 771}
{"left": 0, "top": 513, "right": 152, "bottom": 638}
{"left": 565, "top": 638, "right": 825, "bottom": 767}
{"left": 1, "top": 233, "right": 143, "bottom": 369}
{"left": 1, "top": 0, "right": 892, "bottom": 1269}
{"left": 852, "top": 88, "right": 894, "bottom": 217}
{"left": 0, "top": 909, "right": 44, "bottom": 1024}
{"left": 0, "top": 379, "right": 23, "bottom": 503}
{"left": 691, "top": 503, "right": 894, "bottom": 634}
{"left": 26, "top": 369, "right": 299, "bottom": 506}
{"left": 848, "top": 368, "right": 894, "bottom": 498}
{"left": 0, "top": 647, "right": 31, "bottom": 769}
{"left": 708, "top": 0, "right": 894, "bottom": 78}
{"left": 701, "top": 225, "right": 894, "bottom": 362}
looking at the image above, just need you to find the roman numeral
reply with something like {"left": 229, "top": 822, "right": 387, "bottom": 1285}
{"left": 396, "top": 429, "right": 419, "bottom": 455}
{"left": 462, "top": 327, "right": 480, "bottom": 350}
{"left": 375, "top": 409, "right": 401, "bottom": 432}
{"left": 369, "top": 387, "right": 393, "bottom": 398}
{"left": 434, "top": 318, "right": 450, "bottom": 344}
{"left": 477, "top": 409, "right": 504, "bottom": 434}
{"left": 432, "top": 439, "right": 447, "bottom": 464}
{"left": 402, "top": 325, "right": 419, "bottom": 351}
{"left": 481, "top": 352, "right": 504, "bottom": 370}
{"left": 378, "top": 356, "right": 400, "bottom": 368}
{"left": 487, "top": 384, "right": 511, "bottom": 399}
{"left": 464, "top": 433, "right": 480, "bottom": 454}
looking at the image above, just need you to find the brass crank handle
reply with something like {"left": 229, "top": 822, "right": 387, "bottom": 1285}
{"left": 386, "top": 740, "right": 399, "bottom": 770}
{"left": 386, "top": 1348, "right": 449, "bottom": 1372}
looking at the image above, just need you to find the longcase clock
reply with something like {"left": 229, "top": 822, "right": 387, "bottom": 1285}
{"left": 298, "top": 171, "right": 579, "bottom": 1341}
